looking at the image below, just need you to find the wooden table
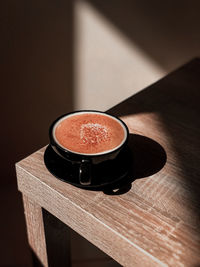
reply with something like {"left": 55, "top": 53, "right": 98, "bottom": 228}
{"left": 16, "top": 59, "right": 200, "bottom": 266}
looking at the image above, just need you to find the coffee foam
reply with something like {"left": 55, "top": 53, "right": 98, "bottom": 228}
{"left": 53, "top": 111, "right": 127, "bottom": 155}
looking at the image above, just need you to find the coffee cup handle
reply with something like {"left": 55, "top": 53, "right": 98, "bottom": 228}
{"left": 79, "top": 159, "right": 92, "bottom": 185}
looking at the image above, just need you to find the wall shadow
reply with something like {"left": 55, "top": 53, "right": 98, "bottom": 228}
{"left": 87, "top": 0, "right": 200, "bottom": 71}
{"left": 0, "top": 0, "right": 74, "bottom": 186}
{"left": 0, "top": 1, "right": 74, "bottom": 266}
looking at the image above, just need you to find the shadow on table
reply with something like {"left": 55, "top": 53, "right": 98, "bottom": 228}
{"left": 103, "top": 133, "right": 167, "bottom": 195}
{"left": 107, "top": 59, "right": 200, "bottom": 234}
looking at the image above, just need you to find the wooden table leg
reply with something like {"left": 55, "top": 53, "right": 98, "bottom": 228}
{"left": 42, "top": 208, "right": 71, "bottom": 267}
{"left": 22, "top": 195, "right": 71, "bottom": 267}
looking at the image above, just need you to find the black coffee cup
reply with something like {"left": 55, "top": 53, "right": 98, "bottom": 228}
{"left": 49, "top": 110, "right": 129, "bottom": 185}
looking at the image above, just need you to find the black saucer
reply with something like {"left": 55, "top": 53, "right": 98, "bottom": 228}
{"left": 44, "top": 145, "right": 133, "bottom": 190}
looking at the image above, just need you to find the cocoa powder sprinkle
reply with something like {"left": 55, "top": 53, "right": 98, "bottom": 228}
{"left": 80, "top": 123, "right": 108, "bottom": 145}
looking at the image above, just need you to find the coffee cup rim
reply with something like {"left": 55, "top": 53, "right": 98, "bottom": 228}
{"left": 49, "top": 110, "right": 129, "bottom": 157}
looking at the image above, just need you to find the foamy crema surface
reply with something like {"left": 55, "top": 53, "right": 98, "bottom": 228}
{"left": 53, "top": 112, "right": 127, "bottom": 155}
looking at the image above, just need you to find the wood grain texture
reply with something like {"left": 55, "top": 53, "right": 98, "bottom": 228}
{"left": 16, "top": 59, "right": 200, "bottom": 266}
{"left": 22, "top": 195, "right": 48, "bottom": 267}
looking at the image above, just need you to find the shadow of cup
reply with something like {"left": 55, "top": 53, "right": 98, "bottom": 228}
{"left": 103, "top": 134, "right": 167, "bottom": 195}
{"left": 130, "top": 134, "right": 167, "bottom": 179}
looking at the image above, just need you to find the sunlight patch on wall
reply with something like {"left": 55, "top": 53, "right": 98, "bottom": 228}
{"left": 74, "top": 0, "right": 166, "bottom": 110}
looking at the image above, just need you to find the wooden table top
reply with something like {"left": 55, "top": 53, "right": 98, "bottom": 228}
{"left": 16, "top": 59, "right": 200, "bottom": 266}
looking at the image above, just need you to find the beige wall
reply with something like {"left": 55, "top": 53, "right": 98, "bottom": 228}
{"left": 74, "top": 0, "right": 164, "bottom": 110}
{"left": 74, "top": 0, "right": 200, "bottom": 110}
